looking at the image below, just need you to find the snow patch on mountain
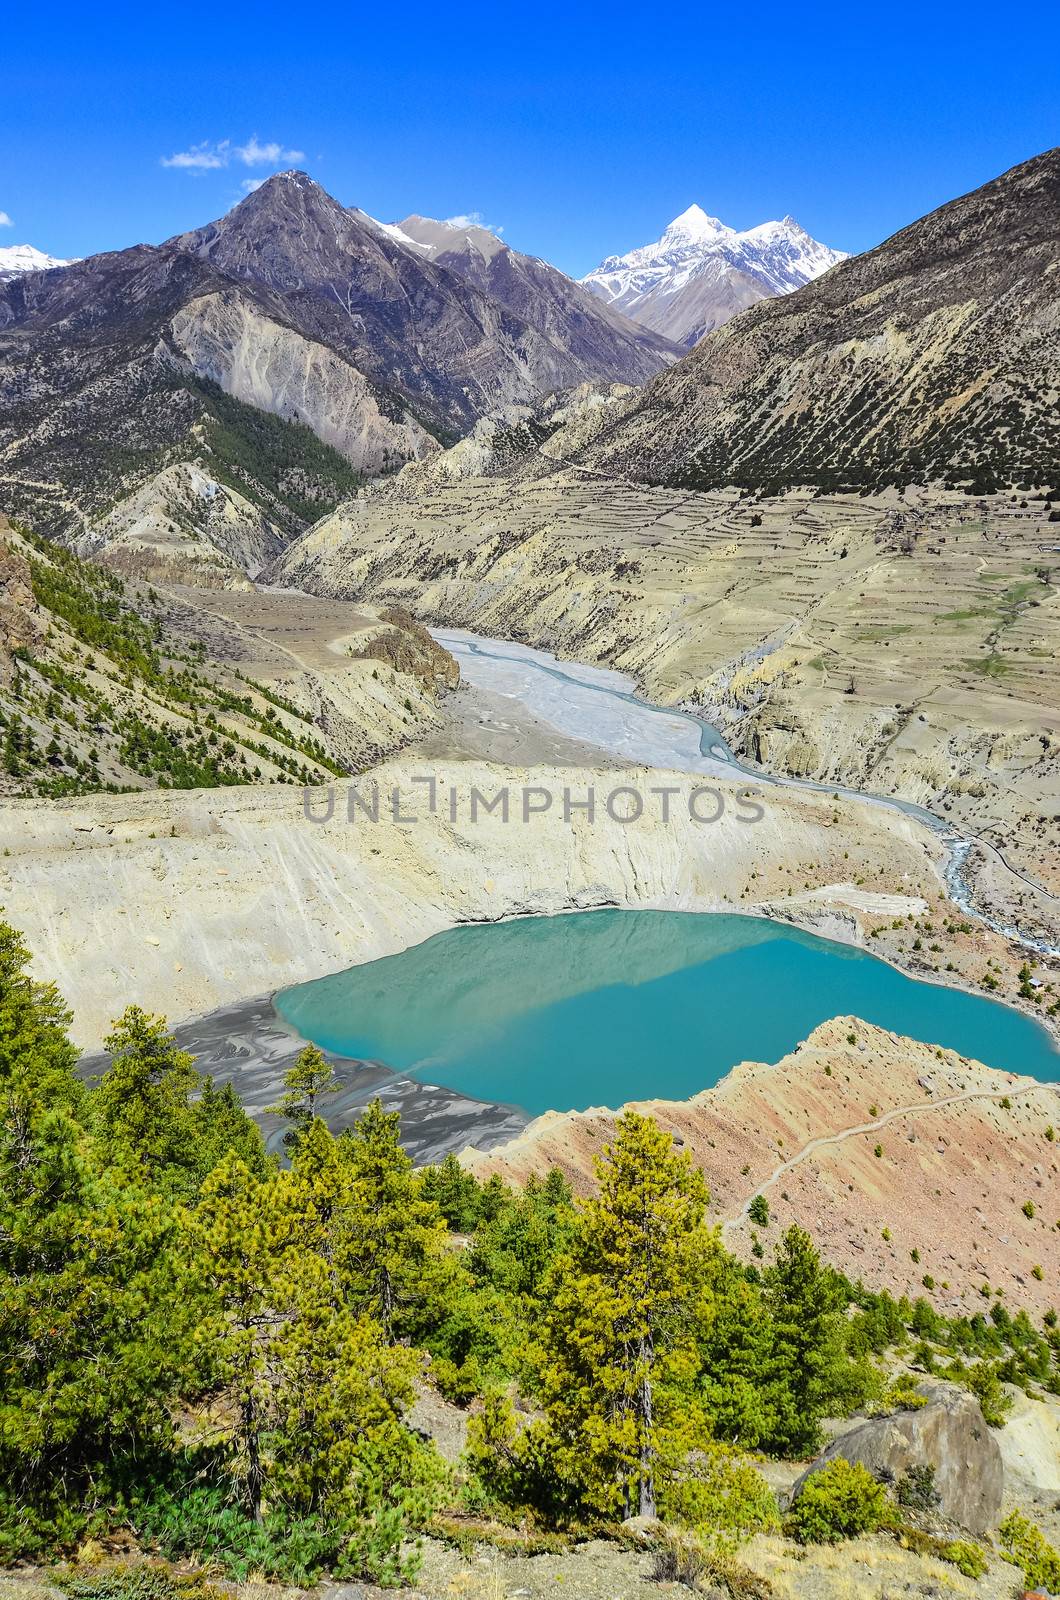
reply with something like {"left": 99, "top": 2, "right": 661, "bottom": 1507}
{"left": 0, "top": 243, "right": 76, "bottom": 281}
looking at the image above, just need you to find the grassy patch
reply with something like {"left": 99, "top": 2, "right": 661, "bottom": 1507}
{"left": 853, "top": 624, "right": 913, "bottom": 641}
{"left": 961, "top": 653, "right": 1011, "bottom": 678}
{"left": 935, "top": 606, "right": 997, "bottom": 623}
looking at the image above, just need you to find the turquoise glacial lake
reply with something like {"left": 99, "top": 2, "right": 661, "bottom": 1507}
{"left": 275, "top": 911, "right": 1060, "bottom": 1115}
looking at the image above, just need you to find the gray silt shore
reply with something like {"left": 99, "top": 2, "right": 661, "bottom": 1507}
{"left": 79, "top": 993, "right": 529, "bottom": 1166}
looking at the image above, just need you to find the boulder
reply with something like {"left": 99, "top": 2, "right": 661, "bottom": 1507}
{"left": 792, "top": 1381, "right": 1002, "bottom": 1534}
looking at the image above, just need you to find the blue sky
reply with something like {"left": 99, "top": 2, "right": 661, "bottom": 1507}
{"left": 3, "top": 0, "right": 1058, "bottom": 278}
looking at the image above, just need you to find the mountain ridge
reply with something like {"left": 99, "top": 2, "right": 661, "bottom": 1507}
{"left": 577, "top": 147, "right": 1060, "bottom": 489}
{"left": 377, "top": 209, "right": 680, "bottom": 373}
{"left": 0, "top": 242, "right": 76, "bottom": 282}
{"left": 0, "top": 171, "right": 677, "bottom": 550}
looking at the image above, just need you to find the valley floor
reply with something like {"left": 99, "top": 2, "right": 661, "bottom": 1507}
{"left": 276, "top": 475, "right": 1060, "bottom": 907}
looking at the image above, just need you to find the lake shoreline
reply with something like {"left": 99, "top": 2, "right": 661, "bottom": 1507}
{"left": 274, "top": 907, "right": 1060, "bottom": 1119}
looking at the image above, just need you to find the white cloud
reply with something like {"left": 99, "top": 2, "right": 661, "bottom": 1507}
{"left": 444, "top": 211, "right": 503, "bottom": 236}
{"left": 162, "top": 140, "right": 231, "bottom": 171}
{"left": 161, "top": 136, "right": 305, "bottom": 174}
{"left": 0, "top": 212, "right": 13, "bottom": 228}
{"left": 240, "top": 177, "right": 267, "bottom": 193}
{"left": 233, "top": 137, "right": 304, "bottom": 167}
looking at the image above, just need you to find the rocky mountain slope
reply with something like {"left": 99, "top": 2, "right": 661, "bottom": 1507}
{"left": 467, "top": 1014, "right": 1060, "bottom": 1317}
{"left": 275, "top": 466, "right": 1060, "bottom": 905}
{"left": 579, "top": 148, "right": 1060, "bottom": 490}
{"left": 0, "top": 239, "right": 397, "bottom": 541}
{"left": 381, "top": 210, "right": 680, "bottom": 369}
{"left": 581, "top": 203, "right": 846, "bottom": 345}
{"left": 0, "top": 172, "right": 674, "bottom": 552}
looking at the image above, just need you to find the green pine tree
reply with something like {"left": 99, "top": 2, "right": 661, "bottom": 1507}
{"left": 333, "top": 1100, "right": 454, "bottom": 1343}
{"left": 0, "top": 925, "right": 193, "bottom": 1551}
{"left": 698, "top": 1249, "right": 785, "bottom": 1449}
{"left": 93, "top": 1006, "right": 204, "bottom": 1194}
{"left": 269, "top": 1043, "right": 339, "bottom": 1155}
{"left": 532, "top": 1111, "right": 714, "bottom": 1519}
{"left": 190, "top": 1153, "right": 297, "bottom": 1520}
{"left": 763, "top": 1225, "right": 855, "bottom": 1455}
{"left": 419, "top": 1151, "right": 483, "bottom": 1232}
{"left": 195, "top": 1077, "right": 269, "bottom": 1177}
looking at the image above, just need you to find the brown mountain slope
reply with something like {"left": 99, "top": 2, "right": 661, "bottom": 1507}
{"left": 167, "top": 173, "right": 676, "bottom": 429}
{"left": 578, "top": 148, "right": 1060, "bottom": 492}
{"left": 0, "top": 239, "right": 421, "bottom": 539}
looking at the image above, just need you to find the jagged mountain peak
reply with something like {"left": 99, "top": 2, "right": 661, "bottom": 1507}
{"left": 581, "top": 204, "right": 847, "bottom": 347}
{"left": 391, "top": 213, "right": 509, "bottom": 263}
{"left": 661, "top": 204, "right": 731, "bottom": 242}
{"left": 168, "top": 169, "right": 367, "bottom": 265}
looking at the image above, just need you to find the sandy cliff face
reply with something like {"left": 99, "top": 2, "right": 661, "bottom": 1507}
{"left": 466, "top": 1014, "right": 1060, "bottom": 1316}
{"left": 0, "top": 763, "right": 941, "bottom": 1046}
{"left": 167, "top": 292, "right": 438, "bottom": 474}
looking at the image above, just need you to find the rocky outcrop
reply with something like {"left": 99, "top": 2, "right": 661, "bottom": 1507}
{"left": 348, "top": 605, "right": 460, "bottom": 690}
{"left": 793, "top": 1382, "right": 1003, "bottom": 1534}
{"left": 76, "top": 460, "right": 286, "bottom": 586}
{"left": 0, "top": 535, "right": 40, "bottom": 680}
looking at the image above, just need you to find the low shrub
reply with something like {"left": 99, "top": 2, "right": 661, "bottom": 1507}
{"left": 866, "top": 1373, "right": 927, "bottom": 1418}
{"left": 999, "top": 1509, "right": 1060, "bottom": 1592}
{"left": 650, "top": 1530, "right": 709, "bottom": 1588}
{"left": 58, "top": 1568, "right": 224, "bottom": 1600}
{"left": 787, "top": 1458, "right": 888, "bottom": 1545}
{"left": 948, "top": 1359, "right": 1013, "bottom": 1427}
{"left": 123, "top": 1450, "right": 436, "bottom": 1587}
{"left": 430, "top": 1353, "right": 485, "bottom": 1405}
{"left": 662, "top": 1448, "right": 779, "bottom": 1543}
{"left": 895, "top": 1464, "right": 940, "bottom": 1512}
{"left": 942, "top": 1539, "right": 988, "bottom": 1579}
{"left": 895, "top": 1525, "right": 988, "bottom": 1578}
{"left": 649, "top": 1530, "right": 771, "bottom": 1598}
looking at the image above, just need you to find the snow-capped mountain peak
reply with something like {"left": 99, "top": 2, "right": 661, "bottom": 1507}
{"left": 581, "top": 207, "right": 847, "bottom": 348}
{"left": 662, "top": 204, "right": 731, "bottom": 243}
{"left": 0, "top": 243, "right": 76, "bottom": 282}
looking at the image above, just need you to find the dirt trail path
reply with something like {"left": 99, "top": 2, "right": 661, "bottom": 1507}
{"left": 722, "top": 1081, "right": 1044, "bottom": 1235}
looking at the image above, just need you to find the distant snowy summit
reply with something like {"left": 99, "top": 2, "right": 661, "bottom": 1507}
{"left": 581, "top": 204, "right": 847, "bottom": 346}
{"left": 0, "top": 243, "right": 76, "bottom": 282}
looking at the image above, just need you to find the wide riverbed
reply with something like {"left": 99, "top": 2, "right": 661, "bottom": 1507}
{"left": 276, "top": 911, "right": 1059, "bottom": 1116}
